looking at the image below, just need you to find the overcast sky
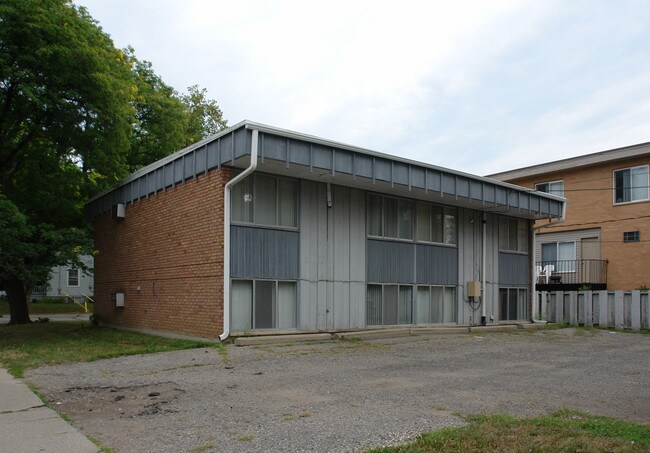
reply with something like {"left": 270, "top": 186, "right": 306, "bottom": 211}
{"left": 76, "top": 0, "right": 650, "bottom": 176}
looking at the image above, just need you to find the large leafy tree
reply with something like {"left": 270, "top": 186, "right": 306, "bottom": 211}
{"left": 0, "top": 0, "right": 227, "bottom": 324}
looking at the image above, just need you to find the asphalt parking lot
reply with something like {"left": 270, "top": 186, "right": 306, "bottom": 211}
{"left": 27, "top": 328, "right": 650, "bottom": 453}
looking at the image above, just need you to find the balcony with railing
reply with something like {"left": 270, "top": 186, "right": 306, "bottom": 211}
{"left": 535, "top": 259, "right": 607, "bottom": 291}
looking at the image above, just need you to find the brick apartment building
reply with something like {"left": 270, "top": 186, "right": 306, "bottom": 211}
{"left": 86, "top": 121, "right": 563, "bottom": 339}
{"left": 489, "top": 142, "right": 650, "bottom": 291}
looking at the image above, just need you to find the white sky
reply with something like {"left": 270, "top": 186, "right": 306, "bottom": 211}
{"left": 77, "top": 0, "right": 650, "bottom": 175}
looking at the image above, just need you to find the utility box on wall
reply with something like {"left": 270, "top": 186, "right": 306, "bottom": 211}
{"left": 467, "top": 281, "right": 481, "bottom": 298}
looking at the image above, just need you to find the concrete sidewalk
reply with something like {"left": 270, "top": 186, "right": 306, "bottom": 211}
{"left": 0, "top": 368, "right": 98, "bottom": 453}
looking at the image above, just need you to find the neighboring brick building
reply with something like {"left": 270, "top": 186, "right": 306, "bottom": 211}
{"left": 489, "top": 142, "right": 650, "bottom": 291}
{"left": 86, "top": 121, "right": 564, "bottom": 339}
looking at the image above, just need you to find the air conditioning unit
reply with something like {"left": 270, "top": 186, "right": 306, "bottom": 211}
{"left": 112, "top": 203, "right": 126, "bottom": 219}
{"left": 112, "top": 292, "right": 125, "bottom": 307}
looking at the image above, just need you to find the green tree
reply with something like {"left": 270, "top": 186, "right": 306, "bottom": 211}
{"left": 0, "top": 0, "right": 228, "bottom": 324}
{"left": 0, "top": 0, "right": 133, "bottom": 323}
{"left": 127, "top": 50, "right": 187, "bottom": 171}
{"left": 180, "top": 84, "right": 228, "bottom": 146}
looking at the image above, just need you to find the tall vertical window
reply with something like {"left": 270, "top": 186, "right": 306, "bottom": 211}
{"left": 499, "top": 288, "right": 528, "bottom": 321}
{"left": 498, "top": 217, "right": 528, "bottom": 252}
{"left": 232, "top": 174, "right": 298, "bottom": 227}
{"left": 231, "top": 280, "right": 297, "bottom": 331}
{"left": 366, "top": 284, "right": 412, "bottom": 326}
{"left": 535, "top": 180, "right": 564, "bottom": 197}
{"left": 67, "top": 268, "right": 79, "bottom": 287}
{"left": 614, "top": 165, "right": 649, "bottom": 204}
{"left": 415, "top": 285, "right": 457, "bottom": 324}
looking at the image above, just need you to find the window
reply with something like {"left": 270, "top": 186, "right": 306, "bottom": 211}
{"left": 366, "top": 284, "right": 413, "bottom": 326}
{"left": 499, "top": 288, "right": 528, "bottom": 321}
{"left": 231, "top": 280, "right": 297, "bottom": 331}
{"left": 416, "top": 203, "right": 457, "bottom": 245}
{"left": 67, "top": 268, "right": 79, "bottom": 287}
{"left": 614, "top": 165, "right": 649, "bottom": 204}
{"left": 541, "top": 241, "right": 576, "bottom": 272}
{"left": 415, "top": 285, "right": 457, "bottom": 324}
{"left": 623, "top": 231, "right": 640, "bottom": 243}
{"left": 535, "top": 180, "right": 564, "bottom": 197}
{"left": 368, "top": 195, "right": 457, "bottom": 244}
{"left": 498, "top": 217, "right": 528, "bottom": 252}
{"left": 232, "top": 174, "right": 298, "bottom": 228}
{"left": 367, "top": 195, "right": 413, "bottom": 240}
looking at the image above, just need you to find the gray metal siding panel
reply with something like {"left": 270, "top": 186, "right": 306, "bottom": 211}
{"left": 367, "top": 240, "right": 414, "bottom": 283}
{"left": 231, "top": 226, "right": 299, "bottom": 280}
{"left": 498, "top": 252, "right": 529, "bottom": 286}
{"left": 312, "top": 144, "right": 332, "bottom": 170}
{"left": 416, "top": 244, "right": 458, "bottom": 285}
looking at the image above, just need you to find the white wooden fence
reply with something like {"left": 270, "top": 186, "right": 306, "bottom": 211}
{"left": 539, "top": 290, "right": 650, "bottom": 331}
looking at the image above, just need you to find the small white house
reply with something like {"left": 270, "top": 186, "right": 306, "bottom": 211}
{"left": 32, "top": 255, "right": 94, "bottom": 302}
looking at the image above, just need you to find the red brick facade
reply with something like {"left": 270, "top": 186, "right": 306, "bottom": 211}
{"left": 93, "top": 168, "right": 230, "bottom": 339}
{"left": 504, "top": 155, "right": 650, "bottom": 290}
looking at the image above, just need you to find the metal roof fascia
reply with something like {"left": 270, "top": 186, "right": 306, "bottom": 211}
{"left": 86, "top": 120, "right": 250, "bottom": 204}
{"left": 87, "top": 119, "right": 565, "bottom": 210}
{"left": 243, "top": 121, "right": 565, "bottom": 204}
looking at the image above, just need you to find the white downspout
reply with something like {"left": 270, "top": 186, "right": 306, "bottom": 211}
{"left": 220, "top": 128, "right": 259, "bottom": 341}
{"left": 481, "top": 213, "right": 487, "bottom": 325}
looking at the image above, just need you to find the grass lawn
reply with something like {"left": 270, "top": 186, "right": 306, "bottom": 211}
{"left": 0, "top": 321, "right": 215, "bottom": 378}
{"left": 370, "top": 410, "right": 650, "bottom": 452}
{"left": 0, "top": 299, "right": 93, "bottom": 315}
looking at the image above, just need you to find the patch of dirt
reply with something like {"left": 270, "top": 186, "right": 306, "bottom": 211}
{"left": 48, "top": 382, "right": 185, "bottom": 420}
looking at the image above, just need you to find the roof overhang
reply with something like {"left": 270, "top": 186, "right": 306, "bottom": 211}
{"left": 86, "top": 120, "right": 565, "bottom": 220}
{"left": 488, "top": 141, "right": 650, "bottom": 181}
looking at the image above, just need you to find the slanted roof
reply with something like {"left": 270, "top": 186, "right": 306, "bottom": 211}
{"left": 488, "top": 141, "right": 650, "bottom": 181}
{"left": 86, "top": 120, "right": 565, "bottom": 220}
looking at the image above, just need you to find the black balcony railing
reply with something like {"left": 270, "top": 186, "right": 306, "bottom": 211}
{"left": 535, "top": 259, "right": 607, "bottom": 291}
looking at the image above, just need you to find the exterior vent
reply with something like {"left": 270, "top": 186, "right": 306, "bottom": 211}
{"left": 112, "top": 203, "right": 126, "bottom": 219}
{"left": 623, "top": 231, "right": 640, "bottom": 243}
{"left": 111, "top": 292, "right": 125, "bottom": 307}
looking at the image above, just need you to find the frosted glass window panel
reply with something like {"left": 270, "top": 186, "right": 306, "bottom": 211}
{"left": 383, "top": 285, "right": 398, "bottom": 325}
{"left": 517, "top": 220, "right": 528, "bottom": 252}
{"left": 367, "top": 195, "right": 382, "bottom": 236}
{"left": 277, "top": 282, "right": 297, "bottom": 329}
{"left": 416, "top": 287, "right": 431, "bottom": 323}
{"left": 431, "top": 205, "right": 443, "bottom": 243}
{"left": 367, "top": 285, "right": 382, "bottom": 326}
{"left": 443, "top": 287, "right": 456, "bottom": 323}
{"left": 383, "top": 198, "right": 398, "bottom": 238}
{"left": 499, "top": 289, "right": 508, "bottom": 321}
{"left": 231, "top": 280, "right": 252, "bottom": 331}
{"left": 399, "top": 286, "right": 412, "bottom": 324}
{"left": 232, "top": 177, "right": 253, "bottom": 222}
{"left": 444, "top": 208, "right": 457, "bottom": 245}
{"left": 518, "top": 289, "right": 528, "bottom": 320}
{"left": 278, "top": 179, "right": 298, "bottom": 227}
{"left": 416, "top": 203, "right": 430, "bottom": 242}
{"left": 398, "top": 200, "right": 413, "bottom": 240}
{"left": 254, "top": 280, "right": 275, "bottom": 329}
{"left": 431, "top": 286, "right": 443, "bottom": 323}
{"left": 499, "top": 216, "right": 509, "bottom": 250}
{"left": 254, "top": 175, "right": 277, "bottom": 225}
{"left": 508, "top": 219, "right": 518, "bottom": 251}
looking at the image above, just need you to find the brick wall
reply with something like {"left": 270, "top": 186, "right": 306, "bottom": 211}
{"left": 505, "top": 155, "right": 650, "bottom": 290}
{"left": 93, "top": 167, "right": 230, "bottom": 339}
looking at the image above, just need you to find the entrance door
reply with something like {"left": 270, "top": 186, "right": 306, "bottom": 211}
{"left": 580, "top": 237, "right": 600, "bottom": 284}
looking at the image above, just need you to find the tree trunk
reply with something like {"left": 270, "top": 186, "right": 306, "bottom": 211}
{"left": 4, "top": 276, "right": 31, "bottom": 324}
